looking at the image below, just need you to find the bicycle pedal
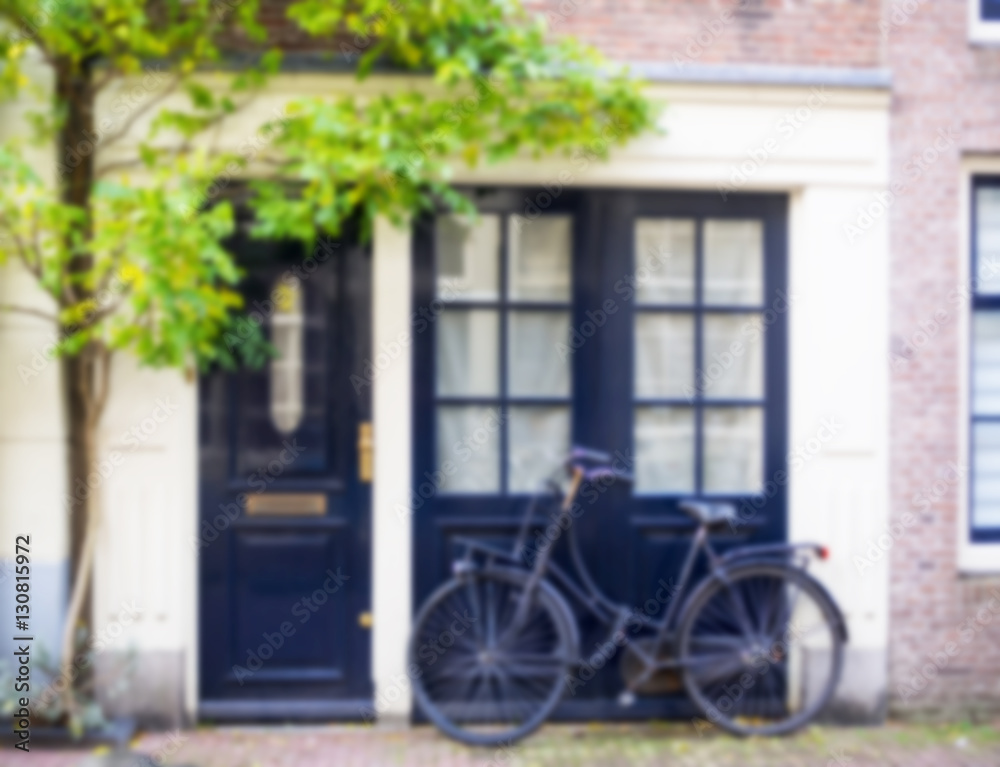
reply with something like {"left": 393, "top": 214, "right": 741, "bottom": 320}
{"left": 617, "top": 691, "right": 636, "bottom": 708}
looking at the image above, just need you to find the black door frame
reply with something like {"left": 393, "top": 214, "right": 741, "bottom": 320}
{"left": 411, "top": 187, "right": 788, "bottom": 721}
{"left": 198, "top": 220, "right": 374, "bottom": 721}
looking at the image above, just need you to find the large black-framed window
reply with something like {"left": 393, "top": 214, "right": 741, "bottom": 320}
{"left": 631, "top": 216, "right": 768, "bottom": 496}
{"left": 427, "top": 201, "right": 576, "bottom": 497}
{"left": 970, "top": 176, "right": 1000, "bottom": 542}
{"left": 413, "top": 189, "right": 786, "bottom": 509}
{"left": 413, "top": 191, "right": 788, "bottom": 719}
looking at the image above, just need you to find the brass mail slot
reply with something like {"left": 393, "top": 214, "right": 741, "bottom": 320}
{"left": 245, "top": 493, "right": 327, "bottom": 516}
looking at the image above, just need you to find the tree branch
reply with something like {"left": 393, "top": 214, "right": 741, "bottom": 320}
{"left": 91, "top": 344, "right": 112, "bottom": 424}
{"left": 0, "top": 303, "right": 58, "bottom": 322}
{"left": 99, "top": 72, "right": 182, "bottom": 149}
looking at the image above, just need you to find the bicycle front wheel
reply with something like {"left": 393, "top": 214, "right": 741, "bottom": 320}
{"left": 409, "top": 567, "right": 574, "bottom": 747}
{"left": 679, "top": 563, "right": 845, "bottom": 736}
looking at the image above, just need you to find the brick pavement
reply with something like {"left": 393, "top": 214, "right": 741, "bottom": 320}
{"left": 4, "top": 721, "right": 999, "bottom": 767}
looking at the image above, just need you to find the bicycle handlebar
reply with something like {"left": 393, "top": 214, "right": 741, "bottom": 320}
{"left": 566, "top": 446, "right": 634, "bottom": 484}
{"left": 583, "top": 466, "right": 634, "bottom": 483}
{"left": 569, "top": 446, "right": 612, "bottom": 463}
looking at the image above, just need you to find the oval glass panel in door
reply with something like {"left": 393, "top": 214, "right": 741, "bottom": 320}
{"left": 269, "top": 276, "right": 305, "bottom": 434}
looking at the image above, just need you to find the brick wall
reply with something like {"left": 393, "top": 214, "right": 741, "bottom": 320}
{"left": 239, "top": 0, "right": 885, "bottom": 69}
{"left": 237, "top": 0, "right": 999, "bottom": 718}
{"left": 887, "top": 0, "right": 1000, "bottom": 719}
{"left": 525, "top": 0, "right": 883, "bottom": 68}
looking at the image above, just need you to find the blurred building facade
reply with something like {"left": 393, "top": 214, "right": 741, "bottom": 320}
{"left": 0, "top": 0, "right": 996, "bottom": 729}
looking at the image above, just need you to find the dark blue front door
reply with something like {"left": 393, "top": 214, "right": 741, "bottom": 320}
{"left": 412, "top": 188, "right": 788, "bottom": 720}
{"left": 199, "top": 222, "right": 372, "bottom": 719}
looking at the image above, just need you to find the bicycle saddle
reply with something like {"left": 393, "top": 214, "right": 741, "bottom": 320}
{"left": 678, "top": 499, "right": 738, "bottom": 526}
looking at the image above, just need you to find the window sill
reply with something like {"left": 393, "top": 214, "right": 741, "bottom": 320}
{"left": 968, "top": 20, "right": 1000, "bottom": 45}
{"left": 959, "top": 541, "right": 1000, "bottom": 574}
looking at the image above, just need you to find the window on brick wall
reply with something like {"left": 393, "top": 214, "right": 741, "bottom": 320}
{"left": 971, "top": 0, "right": 1000, "bottom": 43}
{"left": 970, "top": 178, "right": 1000, "bottom": 542}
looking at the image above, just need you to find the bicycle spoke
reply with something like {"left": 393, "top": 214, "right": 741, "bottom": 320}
{"left": 681, "top": 566, "right": 843, "bottom": 737}
{"left": 688, "top": 634, "right": 746, "bottom": 650}
{"left": 485, "top": 578, "right": 498, "bottom": 648}
{"left": 411, "top": 572, "right": 570, "bottom": 744}
{"left": 464, "top": 577, "right": 486, "bottom": 647}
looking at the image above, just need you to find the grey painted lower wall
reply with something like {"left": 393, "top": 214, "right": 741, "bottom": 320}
{"left": 0, "top": 558, "right": 66, "bottom": 679}
{"left": 823, "top": 647, "right": 888, "bottom": 725}
{"left": 96, "top": 650, "right": 188, "bottom": 729}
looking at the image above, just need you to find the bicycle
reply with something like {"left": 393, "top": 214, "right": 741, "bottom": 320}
{"left": 409, "top": 446, "right": 847, "bottom": 746}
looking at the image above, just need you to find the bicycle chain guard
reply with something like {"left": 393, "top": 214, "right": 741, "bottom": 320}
{"left": 619, "top": 638, "right": 682, "bottom": 695}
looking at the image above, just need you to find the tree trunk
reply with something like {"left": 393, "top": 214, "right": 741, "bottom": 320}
{"left": 55, "top": 55, "right": 100, "bottom": 718}
{"left": 60, "top": 352, "right": 99, "bottom": 674}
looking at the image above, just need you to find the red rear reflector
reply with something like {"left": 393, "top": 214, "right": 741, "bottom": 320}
{"left": 818, "top": 545, "right": 830, "bottom": 560}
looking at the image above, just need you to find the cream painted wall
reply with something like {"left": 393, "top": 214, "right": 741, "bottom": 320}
{"left": 0, "top": 68, "right": 891, "bottom": 721}
{"left": 0, "top": 51, "right": 67, "bottom": 667}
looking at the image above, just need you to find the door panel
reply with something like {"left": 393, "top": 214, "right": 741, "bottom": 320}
{"left": 200, "top": 224, "right": 372, "bottom": 719}
{"left": 413, "top": 189, "right": 787, "bottom": 720}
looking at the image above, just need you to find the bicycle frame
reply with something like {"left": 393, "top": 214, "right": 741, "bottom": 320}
{"left": 451, "top": 464, "right": 826, "bottom": 666}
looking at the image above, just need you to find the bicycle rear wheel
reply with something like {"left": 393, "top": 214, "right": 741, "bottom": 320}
{"left": 409, "top": 567, "right": 575, "bottom": 747}
{"left": 678, "top": 563, "right": 844, "bottom": 736}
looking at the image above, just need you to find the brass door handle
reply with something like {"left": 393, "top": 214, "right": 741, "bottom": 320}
{"left": 358, "top": 421, "right": 373, "bottom": 482}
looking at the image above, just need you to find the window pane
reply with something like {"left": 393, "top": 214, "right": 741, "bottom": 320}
{"left": 509, "top": 406, "right": 569, "bottom": 492}
{"left": 976, "top": 187, "right": 1000, "bottom": 294}
{"left": 508, "top": 311, "right": 571, "bottom": 397}
{"left": 269, "top": 276, "right": 305, "bottom": 434}
{"left": 437, "top": 310, "right": 499, "bottom": 397}
{"left": 635, "top": 218, "right": 695, "bottom": 304}
{"left": 635, "top": 313, "right": 694, "bottom": 398}
{"left": 436, "top": 214, "right": 500, "bottom": 300}
{"left": 437, "top": 406, "right": 502, "bottom": 493}
{"left": 634, "top": 407, "right": 695, "bottom": 493}
{"left": 702, "top": 313, "right": 764, "bottom": 399}
{"left": 973, "top": 421, "right": 1000, "bottom": 528}
{"left": 983, "top": 0, "right": 1000, "bottom": 23}
{"left": 704, "top": 219, "right": 763, "bottom": 306}
{"left": 703, "top": 407, "right": 763, "bottom": 493}
{"left": 508, "top": 215, "right": 572, "bottom": 302}
{"left": 974, "top": 311, "right": 1000, "bottom": 415}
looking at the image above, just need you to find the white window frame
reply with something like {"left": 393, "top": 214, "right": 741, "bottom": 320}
{"left": 969, "top": 0, "right": 1000, "bottom": 45}
{"left": 959, "top": 157, "right": 1000, "bottom": 572}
